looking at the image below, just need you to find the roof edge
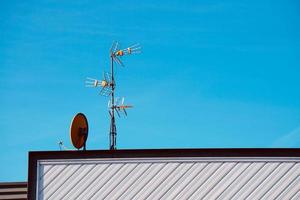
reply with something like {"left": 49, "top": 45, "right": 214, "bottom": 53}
{"left": 28, "top": 148, "right": 300, "bottom": 159}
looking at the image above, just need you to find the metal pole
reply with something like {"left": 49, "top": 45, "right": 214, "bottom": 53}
{"left": 110, "top": 56, "right": 117, "bottom": 150}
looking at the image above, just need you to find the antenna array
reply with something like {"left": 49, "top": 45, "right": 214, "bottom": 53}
{"left": 86, "top": 41, "right": 141, "bottom": 150}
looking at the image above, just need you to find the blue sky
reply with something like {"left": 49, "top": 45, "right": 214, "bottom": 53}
{"left": 1, "top": 0, "right": 300, "bottom": 181}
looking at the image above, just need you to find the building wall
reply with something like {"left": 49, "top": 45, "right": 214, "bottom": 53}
{"left": 36, "top": 157, "right": 300, "bottom": 200}
{"left": 0, "top": 182, "right": 27, "bottom": 200}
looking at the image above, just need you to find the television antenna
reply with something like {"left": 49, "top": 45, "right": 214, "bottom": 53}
{"left": 85, "top": 41, "right": 141, "bottom": 150}
{"left": 58, "top": 141, "right": 68, "bottom": 150}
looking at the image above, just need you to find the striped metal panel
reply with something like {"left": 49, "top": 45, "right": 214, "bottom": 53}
{"left": 36, "top": 158, "right": 300, "bottom": 200}
{"left": 0, "top": 182, "right": 27, "bottom": 200}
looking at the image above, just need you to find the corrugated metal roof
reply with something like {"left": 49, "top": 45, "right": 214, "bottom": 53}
{"left": 0, "top": 182, "right": 27, "bottom": 200}
{"left": 36, "top": 158, "right": 300, "bottom": 200}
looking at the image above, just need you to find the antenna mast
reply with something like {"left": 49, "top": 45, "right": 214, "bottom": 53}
{"left": 109, "top": 51, "right": 117, "bottom": 150}
{"left": 86, "top": 41, "right": 141, "bottom": 150}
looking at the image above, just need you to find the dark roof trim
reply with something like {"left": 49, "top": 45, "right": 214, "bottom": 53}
{"left": 29, "top": 148, "right": 300, "bottom": 159}
{"left": 0, "top": 182, "right": 27, "bottom": 188}
{"left": 27, "top": 148, "right": 300, "bottom": 200}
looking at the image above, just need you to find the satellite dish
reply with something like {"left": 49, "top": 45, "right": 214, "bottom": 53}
{"left": 70, "top": 113, "right": 88, "bottom": 150}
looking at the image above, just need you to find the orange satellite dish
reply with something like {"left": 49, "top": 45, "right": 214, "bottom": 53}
{"left": 70, "top": 113, "right": 88, "bottom": 150}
